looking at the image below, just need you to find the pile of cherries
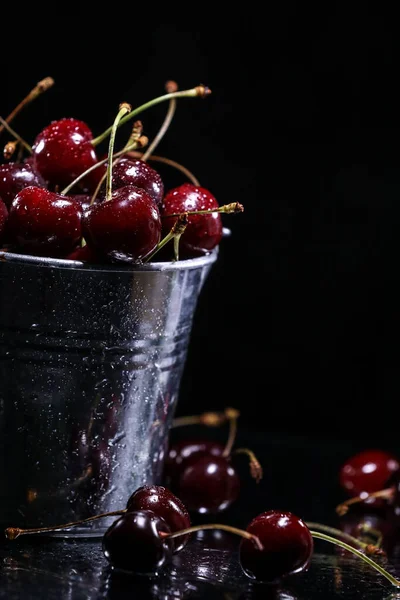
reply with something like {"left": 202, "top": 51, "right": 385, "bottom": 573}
{"left": 0, "top": 77, "right": 240, "bottom": 264}
{"left": 6, "top": 410, "right": 400, "bottom": 592}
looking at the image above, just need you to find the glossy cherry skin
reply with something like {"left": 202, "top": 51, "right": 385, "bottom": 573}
{"left": 160, "top": 183, "right": 223, "bottom": 258}
{"left": 99, "top": 158, "right": 164, "bottom": 206}
{"left": 65, "top": 243, "right": 103, "bottom": 263}
{"left": 83, "top": 185, "right": 162, "bottom": 263}
{"left": 102, "top": 509, "right": 174, "bottom": 574}
{"left": 68, "top": 194, "right": 92, "bottom": 214}
{"left": 0, "top": 198, "right": 7, "bottom": 241}
{"left": 164, "top": 438, "right": 225, "bottom": 489}
{"left": 0, "top": 161, "right": 46, "bottom": 208}
{"left": 239, "top": 511, "right": 314, "bottom": 584}
{"left": 339, "top": 449, "right": 400, "bottom": 497}
{"left": 6, "top": 186, "right": 82, "bottom": 257}
{"left": 32, "top": 118, "right": 105, "bottom": 192}
{"left": 176, "top": 454, "right": 240, "bottom": 515}
{"left": 126, "top": 485, "right": 190, "bottom": 552}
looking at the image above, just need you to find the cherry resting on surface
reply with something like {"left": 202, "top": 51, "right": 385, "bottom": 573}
{"left": 160, "top": 183, "right": 223, "bottom": 258}
{"left": 163, "top": 438, "right": 225, "bottom": 489}
{"left": 339, "top": 449, "right": 400, "bottom": 498}
{"left": 102, "top": 509, "right": 174, "bottom": 575}
{"left": 0, "top": 161, "right": 46, "bottom": 208}
{"left": 239, "top": 511, "right": 314, "bottom": 584}
{"left": 6, "top": 186, "right": 82, "bottom": 257}
{"left": 98, "top": 157, "right": 164, "bottom": 206}
{"left": 32, "top": 118, "right": 105, "bottom": 193}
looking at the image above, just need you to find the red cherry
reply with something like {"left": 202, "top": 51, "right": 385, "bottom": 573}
{"left": 32, "top": 118, "right": 105, "bottom": 192}
{"left": 239, "top": 511, "right": 314, "bottom": 584}
{"left": 339, "top": 449, "right": 400, "bottom": 497}
{"left": 98, "top": 157, "right": 164, "bottom": 206}
{"left": 176, "top": 454, "right": 240, "bottom": 515}
{"left": 6, "top": 186, "right": 82, "bottom": 257}
{"left": 126, "top": 485, "right": 190, "bottom": 552}
{"left": 160, "top": 183, "right": 223, "bottom": 258}
{"left": 163, "top": 438, "right": 225, "bottom": 489}
{"left": 83, "top": 185, "right": 162, "bottom": 263}
{"left": 65, "top": 243, "right": 103, "bottom": 263}
{"left": 0, "top": 161, "right": 47, "bottom": 208}
{"left": 0, "top": 198, "right": 8, "bottom": 242}
{"left": 68, "top": 194, "right": 92, "bottom": 213}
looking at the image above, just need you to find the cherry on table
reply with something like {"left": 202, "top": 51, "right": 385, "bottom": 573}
{"left": 6, "top": 186, "right": 82, "bottom": 257}
{"left": 0, "top": 161, "right": 47, "bottom": 208}
{"left": 32, "top": 117, "right": 105, "bottom": 193}
{"left": 126, "top": 484, "right": 190, "bottom": 552}
{"left": 163, "top": 438, "right": 225, "bottom": 489}
{"left": 239, "top": 510, "right": 314, "bottom": 584}
{"left": 339, "top": 449, "right": 400, "bottom": 497}
{"left": 102, "top": 509, "right": 174, "bottom": 575}
{"left": 160, "top": 183, "right": 223, "bottom": 259}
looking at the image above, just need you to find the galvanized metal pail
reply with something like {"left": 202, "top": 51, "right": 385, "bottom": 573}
{"left": 0, "top": 249, "right": 217, "bottom": 535}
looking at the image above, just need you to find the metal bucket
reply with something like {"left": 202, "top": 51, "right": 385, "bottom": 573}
{"left": 0, "top": 249, "right": 218, "bottom": 535}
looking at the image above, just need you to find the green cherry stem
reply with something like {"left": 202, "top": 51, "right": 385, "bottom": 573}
{"left": 309, "top": 530, "right": 400, "bottom": 588}
{"left": 144, "top": 213, "right": 188, "bottom": 262}
{"left": 105, "top": 103, "right": 132, "bottom": 201}
{"left": 0, "top": 77, "right": 54, "bottom": 137}
{"left": 127, "top": 151, "right": 201, "bottom": 185}
{"left": 164, "top": 202, "right": 245, "bottom": 218}
{"left": 306, "top": 522, "right": 383, "bottom": 554}
{"left": 0, "top": 116, "right": 32, "bottom": 154}
{"left": 91, "top": 84, "right": 211, "bottom": 147}
{"left": 159, "top": 524, "right": 263, "bottom": 551}
{"left": 141, "top": 80, "right": 178, "bottom": 162}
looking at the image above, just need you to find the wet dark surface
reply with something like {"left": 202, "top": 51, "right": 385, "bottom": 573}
{"left": 2, "top": 427, "right": 400, "bottom": 599}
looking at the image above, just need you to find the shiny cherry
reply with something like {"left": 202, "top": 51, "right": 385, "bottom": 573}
{"left": 163, "top": 438, "right": 225, "bottom": 489}
{"left": 6, "top": 186, "right": 82, "bottom": 257}
{"left": 160, "top": 183, "right": 223, "bottom": 258}
{"left": 83, "top": 185, "right": 162, "bottom": 263}
{"left": 68, "top": 194, "right": 92, "bottom": 213}
{"left": 0, "top": 161, "right": 46, "bottom": 208}
{"left": 0, "top": 198, "right": 7, "bottom": 242}
{"left": 175, "top": 454, "right": 240, "bottom": 515}
{"left": 98, "top": 157, "right": 164, "bottom": 206}
{"left": 65, "top": 243, "right": 103, "bottom": 262}
{"left": 126, "top": 484, "right": 190, "bottom": 552}
{"left": 239, "top": 511, "right": 314, "bottom": 584}
{"left": 32, "top": 118, "right": 105, "bottom": 192}
{"left": 339, "top": 449, "right": 400, "bottom": 497}
{"left": 102, "top": 509, "right": 173, "bottom": 574}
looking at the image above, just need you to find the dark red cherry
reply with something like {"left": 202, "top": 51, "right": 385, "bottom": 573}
{"left": 176, "top": 454, "right": 240, "bottom": 515}
{"left": 126, "top": 485, "right": 190, "bottom": 552}
{"left": 239, "top": 511, "right": 314, "bottom": 584}
{"left": 0, "top": 198, "right": 7, "bottom": 241}
{"left": 0, "top": 161, "right": 46, "bottom": 208}
{"left": 339, "top": 449, "right": 400, "bottom": 498}
{"left": 83, "top": 185, "right": 162, "bottom": 263}
{"left": 32, "top": 118, "right": 105, "bottom": 192}
{"left": 6, "top": 186, "right": 82, "bottom": 257}
{"left": 102, "top": 509, "right": 173, "bottom": 574}
{"left": 160, "top": 183, "right": 223, "bottom": 258}
{"left": 99, "top": 157, "right": 164, "bottom": 206}
{"left": 68, "top": 194, "right": 92, "bottom": 214}
{"left": 65, "top": 243, "right": 103, "bottom": 263}
{"left": 164, "top": 438, "right": 224, "bottom": 489}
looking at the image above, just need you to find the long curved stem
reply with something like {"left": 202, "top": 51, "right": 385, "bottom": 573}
{"left": 0, "top": 116, "right": 32, "bottom": 154}
{"left": 160, "top": 523, "right": 263, "bottom": 551}
{"left": 105, "top": 103, "right": 131, "bottom": 201}
{"left": 306, "top": 522, "right": 383, "bottom": 555}
{"left": 310, "top": 530, "right": 400, "bottom": 588}
{"left": 141, "top": 80, "right": 178, "bottom": 162}
{"left": 91, "top": 85, "right": 211, "bottom": 147}
{"left": 0, "top": 77, "right": 54, "bottom": 137}
{"left": 127, "top": 151, "right": 200, "bottom": 185}
{"left": 336, "top": 487, "right": 394, "bottom": 516}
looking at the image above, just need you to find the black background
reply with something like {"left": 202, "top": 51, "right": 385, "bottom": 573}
{"left": 2, "top": 7, "right": 400, "bottom": 444}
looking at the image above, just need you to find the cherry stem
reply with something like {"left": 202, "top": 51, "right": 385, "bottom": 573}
{"left": 159, "top": 524, "right": 263, "bottom": 551}
{"left": 91, "top": 85, "right": 211, "bottom": 147}
{"left": 3, "top": 140, "right": 18, "bottom": 160}
{"left": 0, "top": 77, "right": 54, "bottom": 137}
{"left": 127, "top": 151, "right": 200, "bottom": 185}
{"left": 336, "top": 487, "right": 394, "bottom": 516}
{"left": 306, "top": 522, "right": 384, "bottom": 555}
{"left": 232, "top": 448, "right": 263, "bottom": 483}
{"left": 141, "top": 80, "right": 178, "bottom": 162}
{"left": 309, "top": 530, "right": 400, "bottom": 588}
{"left": 0, "top": 116, "right": 32, "bottom": 154}
{"left": 164, "top": 202, "right": 244, "bottom": 217}
{"left": 144, "top": 214, "right": 188, "bottom": 263}
{"left": 60, "top": 136, "right": 148, "bottom": 197}
{"left": 105, "top": 103, "right": 132, "bottom": 201}
{"left": 171, "top": 407, "right": 239, "bottom": 428}
{"left": 357, "top": 523, "right": 383, "bottom": 548}
{"left": 4, "top": 509, "right": 127, "bottom": 540}
{"left": 222, "top": 410, "right": 239, "bottom": 457}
